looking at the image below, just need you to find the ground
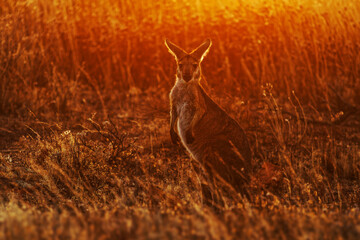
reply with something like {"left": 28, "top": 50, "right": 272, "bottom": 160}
{"left": 1, "top": 86, "right": 359, "bottom": 239}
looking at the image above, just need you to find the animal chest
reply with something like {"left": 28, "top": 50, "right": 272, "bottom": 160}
{"left": 171, "top": 85, "right": 198, "bottom": 126}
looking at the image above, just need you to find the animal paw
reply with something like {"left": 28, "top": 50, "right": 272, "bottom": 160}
{"left": 170, "top": 130, "right": 180, "bottom": 144}
{"left": 185, "top": 130, "right": 195, "bottom": 144}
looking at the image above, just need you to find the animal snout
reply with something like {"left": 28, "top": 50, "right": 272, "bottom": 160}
{"left": 183, "top": 74, "right": 192, "bottom": 81}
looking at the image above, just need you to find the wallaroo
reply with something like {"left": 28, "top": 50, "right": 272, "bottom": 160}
{"left": 165, "top": 39, "right": 252, "bottom": 198}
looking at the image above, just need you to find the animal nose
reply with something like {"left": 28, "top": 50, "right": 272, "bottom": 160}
{"left": 183, "top": 74, "right": 192, "bottom": 81}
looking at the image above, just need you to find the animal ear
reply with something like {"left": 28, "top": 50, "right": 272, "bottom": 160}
{"left": 165, "top": 39, "right": 187, "bottom": 60}
{"left": 190, "top": 39, "right": 212, "bottom": 62}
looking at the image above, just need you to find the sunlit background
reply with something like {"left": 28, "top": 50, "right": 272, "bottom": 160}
{"left": 2, "top": 0, "right": 360, "bottom": 116}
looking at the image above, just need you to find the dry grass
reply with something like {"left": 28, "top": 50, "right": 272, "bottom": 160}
{"left": 1, "top": 0, "right": 360, "bottom": 239}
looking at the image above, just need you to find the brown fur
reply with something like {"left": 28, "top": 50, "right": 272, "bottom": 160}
{"left": 165, "top": 39, "right": 252, "bottom": 195}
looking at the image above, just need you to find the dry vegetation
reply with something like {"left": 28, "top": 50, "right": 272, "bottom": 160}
{"left": 1, "top": 0, "right": 360, "bottom": 239}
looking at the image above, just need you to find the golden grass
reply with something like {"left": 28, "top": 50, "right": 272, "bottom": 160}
{"left": 0, "top": 0, "right": 360, "bottom": 239}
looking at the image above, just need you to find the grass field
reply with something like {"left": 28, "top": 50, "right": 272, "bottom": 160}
{"left": 1, "top": 0, "right": 360, "bottom": 239}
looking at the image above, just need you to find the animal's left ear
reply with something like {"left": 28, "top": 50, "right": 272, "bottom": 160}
{"left": 190, "top": 39, "right": 212, "bottom": 62}
{"left": 165, "top": 39, "right": 187, "bottom": 61}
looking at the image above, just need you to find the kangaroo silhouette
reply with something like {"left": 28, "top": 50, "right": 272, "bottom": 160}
{"left": 165, "top": 39, "right": 252, "bottom": 196}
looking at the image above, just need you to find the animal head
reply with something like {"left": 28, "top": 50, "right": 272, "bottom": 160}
{"left": 165, "top": 39, "right": 212, "bottom": 82}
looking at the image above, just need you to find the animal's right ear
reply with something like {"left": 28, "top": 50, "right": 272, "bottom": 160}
{"left": 165, "top": 39, "right": 186, "bottom": 61}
